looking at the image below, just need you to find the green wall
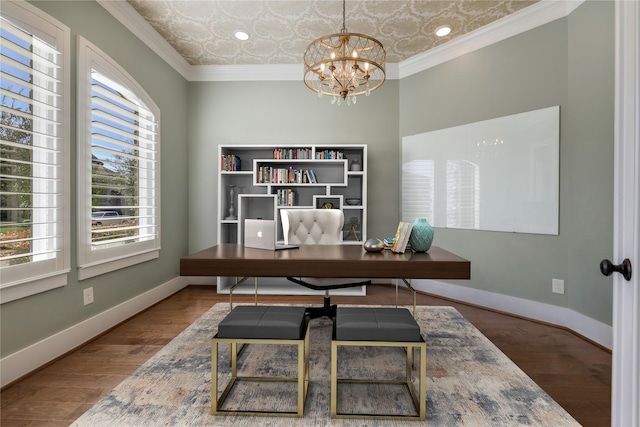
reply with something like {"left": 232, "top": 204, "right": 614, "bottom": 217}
{"left": 565, "top": 1, "right": 615, "bottom": 323}
{"left": 0, "top": 1, "right": 190, "bottom": 357}
{"left": 187, "top": 80, "right": 400, "bottom": 252}
{"left": 399, "top": 0, "right": 614, "bottom": 323}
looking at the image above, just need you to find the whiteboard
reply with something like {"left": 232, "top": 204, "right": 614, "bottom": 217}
{"left": 401, "top": 106, "right": 559, "bottom": 235}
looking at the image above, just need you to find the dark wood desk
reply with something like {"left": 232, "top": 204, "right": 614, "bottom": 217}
{"left": 180, "top": 244, "right": 470, "bottom": 280}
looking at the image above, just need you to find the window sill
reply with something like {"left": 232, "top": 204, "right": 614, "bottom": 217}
{"left": 0, "top": 270, "right": 70, "bottom": 304}
{"left": 78, "top": 249, "right": 160, "bottom": 280}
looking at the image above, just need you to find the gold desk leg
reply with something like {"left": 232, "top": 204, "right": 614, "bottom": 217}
{"left": 254, "top": 277, "right": 258, "bottom": 306}
{"left": 228, "top": 276, "right": 249, "bottom": 367}
{"left": 395, "top": 278, "right": 416, "bottom": 317}
{"left": 395, "top": 279, "right": 399, "bottom": 307}
{"left": 229, "top": 277, "right": 235, "bottom": 311}
{"left": 400, "top": 278, "right": 417, "bottom": 317}
{"left": 229, "top": 276, "right": 250, "bottom": 311}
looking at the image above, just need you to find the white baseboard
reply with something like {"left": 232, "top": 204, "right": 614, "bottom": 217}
{"left": 0, "top": 277, "right": 189, "bottom": 388}
{"left": 411, "top": 279, "right": 612, "bottom": 350}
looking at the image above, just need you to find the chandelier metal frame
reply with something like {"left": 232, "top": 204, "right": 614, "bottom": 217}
{"left": 303, "top": 0, "right": 386, "bottom": 105}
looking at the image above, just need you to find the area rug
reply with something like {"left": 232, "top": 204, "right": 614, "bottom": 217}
{"left": 72, "top": 304, "right": 579, "bottom": 426}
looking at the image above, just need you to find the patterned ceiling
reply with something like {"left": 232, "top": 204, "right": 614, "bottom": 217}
{"left": 126, "top": 0, "right": 540, "bottom": 66}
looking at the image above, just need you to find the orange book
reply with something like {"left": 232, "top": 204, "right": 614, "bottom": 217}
{"left": 392, "top": 222, "right": 413, "bottom": 253}
{"left": 391, "top": 222, "right": 404, "bottom": 252}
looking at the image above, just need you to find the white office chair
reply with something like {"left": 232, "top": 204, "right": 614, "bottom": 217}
{"left": 280, "top": 209, "right": 371, "bottom": 318}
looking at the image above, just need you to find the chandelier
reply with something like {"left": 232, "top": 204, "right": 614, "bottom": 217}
{"left": 303, "top": 0, "right": 386, "bottom": 106}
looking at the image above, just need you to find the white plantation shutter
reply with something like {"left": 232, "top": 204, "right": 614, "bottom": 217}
{"left": 89, "top": 72, "right": 158, "bottom": 248}
{"left": 0, "top": 2, "right": 70, "bottom": 303}
{"left": 77, "top": 37, "right": 160, "bottom": 279}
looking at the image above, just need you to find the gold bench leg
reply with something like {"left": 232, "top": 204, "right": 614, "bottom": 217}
{"left": 211, "top": 322, "right": 310, "bottom": 417}
{"left": 211, "top": 340, "right": 217, "bottom": 415}
{"left": 331, "top": 339, "right": 426, "bottom": 420}
{"left": 330, "top": 340, "right": 338, "bottom": 417}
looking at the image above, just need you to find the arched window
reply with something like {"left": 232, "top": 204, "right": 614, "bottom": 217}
{"left": 77, "top": 37, "right": 160, "bottom": 279}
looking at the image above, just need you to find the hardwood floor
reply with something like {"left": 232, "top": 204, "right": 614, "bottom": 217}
{"left": 1, "top": 284, "right": 611, "bottom": 426}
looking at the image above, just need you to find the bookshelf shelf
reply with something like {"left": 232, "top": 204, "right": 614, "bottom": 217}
{"left": 217, "top": 144, "right": 368, "bottom": 295}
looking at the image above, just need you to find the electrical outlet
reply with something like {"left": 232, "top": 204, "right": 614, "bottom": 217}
{"left": 552, "top": 279, "right": 565, "bottom": 294}
{"left": 83, "top": 287, "right": 94, "bottom": 305}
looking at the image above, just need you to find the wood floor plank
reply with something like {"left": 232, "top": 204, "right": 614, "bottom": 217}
{"left": 1, "top": 400, "right": 86, "bottom": 422}
{"left": 0, "top": 284, "right": 611, "bottom": 427}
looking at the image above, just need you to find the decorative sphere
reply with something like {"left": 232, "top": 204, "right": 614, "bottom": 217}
{"left": 364, "top": 238, "right": 385, "bottom": 252}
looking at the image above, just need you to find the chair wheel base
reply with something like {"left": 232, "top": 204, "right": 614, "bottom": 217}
{"left": 305, "top": 296, "right": 336, "bottom": 319}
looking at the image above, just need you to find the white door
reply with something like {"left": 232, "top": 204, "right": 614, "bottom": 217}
{"left": 610, "top": 1, "right": 639, "bottom": 425}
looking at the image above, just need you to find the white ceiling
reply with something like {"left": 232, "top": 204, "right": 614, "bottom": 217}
{"left": 98, "top": 0, "right": 583, "bottom": 80}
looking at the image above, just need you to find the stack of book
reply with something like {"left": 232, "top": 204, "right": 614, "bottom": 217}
{"left": 273, "top": 148, "right": 312, "bottom": 159}
{"left": 391, "top": 222, "right": 413, "bottom": 253}
{"left": 276, "top": 188, "right": 295, "bottom": 206}
{"left": 383, "top": 237, "right": 395, "bottom": 248}
{"left": 257, "top": 166, "right": 318, "bottom": 184}
{"left": 221, "top": 154, "right": 241, "bottom": 171}
{"left": 315, "top": 149, "right": 344, "bottom": 159}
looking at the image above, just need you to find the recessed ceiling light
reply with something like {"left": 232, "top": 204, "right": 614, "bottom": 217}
{"left": 435, "top": 25, "right": 451, "bottom": 37}
{"left": 234, "top": 31, "right": 249, "bottom": 41}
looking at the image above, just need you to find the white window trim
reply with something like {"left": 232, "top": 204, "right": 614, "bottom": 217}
{"left": 0, "top": 0, "right": 71, "bottom": 304}
{"left": 76, "top": 36, "right": 160, "bottom": 280}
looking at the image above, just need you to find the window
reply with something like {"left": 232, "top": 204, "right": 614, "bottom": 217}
{"left": 77, "top": 37, "right": 160, "bottom": 280}
{"left": 0, "top": 1, "right": 70, "bottom": 303}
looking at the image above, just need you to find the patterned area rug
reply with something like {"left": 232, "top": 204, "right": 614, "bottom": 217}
{"left": 72, "top": 304, "right": 579, "bottom": 426}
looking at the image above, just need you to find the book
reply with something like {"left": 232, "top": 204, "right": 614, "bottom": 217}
{"left": 276, "top": 188, "right": 295, "bottom": 206}
{"left": 391, "top": 222, "right": 413, "bottom": 253}
{"left": 221, "top": 154, "right": 241, "bottom": 171}
{"left": 390, "top": 223, "right": 403, "bottom": 252}
{"left": 399, "top": 223, "right": 413, "bottom": 252}
{"left": 273, "top": 148, "right": 312, "bottom": 159}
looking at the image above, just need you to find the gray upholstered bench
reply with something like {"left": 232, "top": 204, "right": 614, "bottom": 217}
{"left": 211, "top": 305, "right": 309, "bottom": 417}
{"left": 331, "top": 306, "right": 426, "bottom": 420}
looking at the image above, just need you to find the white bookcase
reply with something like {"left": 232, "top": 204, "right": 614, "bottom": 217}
{"left": 217, "top": 144, "right": 368, "bottom": 295}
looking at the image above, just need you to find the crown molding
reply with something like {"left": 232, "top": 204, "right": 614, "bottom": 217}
{"left": 98, "top": 0, "right": 583, "bottom": 83}
{"left": 187, "top": 64, "right": 300, "bottom": 82}
{"left": 399, "top": 0, "right": 584, "bottom": 78}
{"left": 96, "top": 0, "right": 192, "bottom": 79}
{"left": 186, "top": 62, "right": 400, "bottom": 81}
